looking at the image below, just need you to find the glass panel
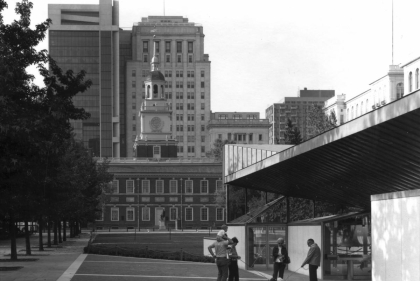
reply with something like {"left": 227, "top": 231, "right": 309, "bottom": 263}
{"left": 268, "top": 226, "right": 287, "bottom": 270}
{"left": 323, "top": 214, "right": 371, "bottom": 280}
{"left": 248, "top": 226, "right": 267, "bottom": 271}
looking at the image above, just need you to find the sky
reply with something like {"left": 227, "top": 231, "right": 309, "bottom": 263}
{"left": 3, "top": 0, "right": 420, "bottom": 117}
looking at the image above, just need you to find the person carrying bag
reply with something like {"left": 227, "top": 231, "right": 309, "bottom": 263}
{"left": 270, "top": 238, "right": 290, "bottom": 281}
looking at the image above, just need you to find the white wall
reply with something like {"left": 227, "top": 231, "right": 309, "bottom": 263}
{"left": 202, "top": 226, "right": 247, "bottom": 269}
{"left": 288, "top": 225, "right": 322, "bottom": 278}
{"left": 372, "top": 190, "right": 420, "bottom": 281}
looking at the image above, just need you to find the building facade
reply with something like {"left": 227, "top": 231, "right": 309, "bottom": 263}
{"left": 401, "top": 56, "right": 420, "bottom": 96}
{"left": 95, "top": 160, "right": 224, "bottom": 230}
{"left": 124, "top": 16, "right": 211, "bottom": 158}
{"left": 266, "top": 88, "right": 335, "bottom": 144}
{"left": 207, "top": 112, "right": 270, "bottom": 147}
{"left": 48, "top": 0, "right": 121, "bottom": 157}
{"left": 48, "top": 2, "right": 211, "bottom": 158}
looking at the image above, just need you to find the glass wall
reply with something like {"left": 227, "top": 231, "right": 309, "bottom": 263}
{"left": 323, "top": 214, "right": 371, "bottom": 280}
{"left": 247, "top": 225, "right": 287, "bottom": 270}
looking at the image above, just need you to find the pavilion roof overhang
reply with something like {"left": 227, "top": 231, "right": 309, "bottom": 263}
{"left": 224, "top": 90, "right": 420, "bottom": 209}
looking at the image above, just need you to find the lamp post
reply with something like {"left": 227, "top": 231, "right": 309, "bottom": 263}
{"left": 180, "top": 178, "right": 183, "bottom": 230}
{"left": 137, "top": 178, "right": 140, "bottom": 230}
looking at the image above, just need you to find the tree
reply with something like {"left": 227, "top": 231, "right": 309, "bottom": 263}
{"left": 0, "top": 0, "right": 91, "bottom": 259}
{"left": 284, "top": 118, "right": 303, "bottom": 145}
{"left": 206, "top": 138, "right": 236, "bottom": 162}
{"left": 306, "top": 104, "right": 337, "bottom": 138}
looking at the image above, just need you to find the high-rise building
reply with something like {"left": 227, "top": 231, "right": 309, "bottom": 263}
{"left": 124, "top": 16, "right": 211, "bottom": 158}
{"left": 48, "top": 0, "right": 121, "bottom": 157}
{"left": 48, "top": 2, "right": 211, "bottom": 158}
{"left": 266, "top": 88, "right": 335, "bottom": 143}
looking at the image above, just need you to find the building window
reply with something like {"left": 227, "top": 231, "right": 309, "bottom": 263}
{"left": 132, "top": 124, "right": 136, "bottom": 131}
{"left": 188, "top": 55, "right": 193, "bottom": 63}
{"left": 201, "top": 81, "right": 205, "bottom": 88}
{"left": 126, "top": 180, "right": 134, "bottom": 194}
{"left": 177, "top": 54, "right": 181, "bottom": 63}
{"left": 259, "top": 134, "right": 262, "bottom": 141}
{"left": 188, "top": 146, "right": 195, "bottom": 153}
{"left": 416, "top": 68, "right": 419, "bottom": 90}
{"left": 201, "top": 70, "right": 205, "bottom": 78}
{"left": 185, "top": 207, "right": 193, "bottom": 221}
{"left": 143, "top": 54, "right": 148, "bottom": 63}
{"left": 169, "top": 180, "right": 178, "bottom": 193}
{"left": 216, "top": 208, "right": 224, "bottom": 221}
{"left": 201, "top": 125, "right": 205, "bottom": 132}
{"left": 185, "top": 180, "right": 193, "bottom": 194}
{"left": 177, "top": 136, "right": 183, "bottom": 142}
{"left": 170, "top": 208, "right": 178, "bottom": 221}
{"left": 155, "top": 41, "right": 160, "bottom": 53}
{"left": 142, "top": 207, "right": 150, "bottom": 221}
{"left": 132, "top": 81, "right": 136, "bottom": 88}
{"left": 396, "top": 83, "right": 404, "bottom": 99}
{"left": 200, "top": 180, "right": 208, "bottom": 193}
{"left": 201, "top": 103, "right": 205, "bottom": 110}
{"left": 165, "top": 41, "right": 171, "bottom": 52}
{"left": 132, "top": 70, "right": 136, "bottom": 77}
{"left": 156, "top": 180, "right": 164, "bottom": 194}
{"left": 200, "top": 207, "right": 208, "bottom": 221}
{"left": 111, "top": 208, "right": 119, "bottom": 221}
{"left": 200, "top": 92, "right": 205, "bottom": 99}
{"left": 155, "top": 197, "right": 164, "bottom": 202}
{"left": 187, "top": 136, "right": 195, "bottom": 142}
{"left": 126, "top": 207, "right": 135, "bottom": 221}
{"left": 216, "top": 180, "right": 224, "bottom": 192}
{"left": 218, "top": 134, "right": 222, "bottom": 139}
{"left": 126, "top": 197, "right": 135, "bottom": 202}
{"left": 249, "top": 134, "right": 253, "bottom": 142}
{"left": 409, "top": 71, "right": 413, "bottom": 92}
{"left": 176, "top": 125, "right": 183, "bottom": 132}
{"left": 185, "top": 197, "right": 193, "bottom": 203}
{"left": 110, "top": 197, "right": 119, "bottom": 202}
{"left": 143, "top": 41, "right": 149, "bottom": 52}
{"left": 111, "top": 180, "right": 119, "bottom": 194}
{"left": 177, "top": 146, "right": 184, "bottom": 153}
{"left": 141, "top": 197, "right": 150, "bottom": 202}
{"left": 169, "top": 197, "right": 178, "bottom": 202}
{"left": 201, "top": 146, "right": 205, "bottom": 153}
{"left": 142, "top": 180, "right": 150, "bottom": 194}
{"left": 166, "top": 54, "right": 170, "bottom": 63}
{"left": 201, "top": 114, "right": 205, "bottom": 121}
{"left": 153, "top": 146, "right": 160, "bottom": 157}
{"left": 201, "top": 136, "right": 205, "bottom": 143}
{"left": 176, "top": 41, "right": 182, "bottom": 53}
{"left": 188, "top": 41, "right": 193, "bottom": 53}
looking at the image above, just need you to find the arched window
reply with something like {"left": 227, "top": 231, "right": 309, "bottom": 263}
{"left": 396, "top": 83, "right": 404, "bottom": 99}
{"left": 161, "top": 85, "right": 164, "bottom": 98}
{"left": 416, "top": 68, "right": 419, "bottom": 90}
{"left": 366, "top": 99, "right": 368, "bottom": 112}
{"left": 356, "top": 104, "right": 358, "bottom": 117}
{"left": 409, "top": 72, "right": 413, "bottom": 92}
{"left": 351, "top": 106, "right": 354, "bottom": 120}
{"left": 147, "top": 85, "right": 150, "bottom": 98}
{"left": 153, "top": 84, "right": 158, "bottom": 98}
{"left": 361, "top": 101, "right": 364, "bottom": 114}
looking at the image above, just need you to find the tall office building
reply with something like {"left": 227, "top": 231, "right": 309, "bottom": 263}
{"left": 266, "top": 88, "right": 335, "bottom": 143}
{"left": 49, "top": 1, "right": 211, "bottom": 158}
{"left": 48, "top": 0, "right": 120, "bottom": 157}
{"left": 124, "top": 16, "right": 211, "bottom": 158}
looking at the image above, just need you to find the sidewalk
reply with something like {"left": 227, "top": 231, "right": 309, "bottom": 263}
{"left": 0, "top": 232, "right": 90, "bottom": 281}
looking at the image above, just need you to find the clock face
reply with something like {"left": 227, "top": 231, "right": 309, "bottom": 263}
{"left": 149, "top": 117, "right": 164, "bottom": 132}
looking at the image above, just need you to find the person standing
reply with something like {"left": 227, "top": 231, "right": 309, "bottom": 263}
{"left": 270, "top": 238, "right": 288, "bottom": 281}
{"left": 228, "top": 237, "right": 241, "bottom": 281}
{"left": 217, "top": 224, "right": 228, "bottom": 240}
{"left": 301, "top": 238, "right": 321, "bottom": 281}
{"left": 208, "top": 235, "right": 234, "bottom": 281}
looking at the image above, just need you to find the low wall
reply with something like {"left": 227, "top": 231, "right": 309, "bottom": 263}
{"left": 371, "top": 189, "right": 420, "bottom": 281}
{"left": 287, "top": 225, "right": 322, "bottom": 278}
{"left": 203, "top": 225, "right": 247, "bottom": 269}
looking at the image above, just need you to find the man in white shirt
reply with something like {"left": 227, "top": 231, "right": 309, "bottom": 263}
{"left": 217, "top": 225, "right": 228, "bottom": 240}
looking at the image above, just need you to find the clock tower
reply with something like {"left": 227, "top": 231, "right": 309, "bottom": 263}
{"left": 134, "top": 38, "right": 178, "bottom": 159}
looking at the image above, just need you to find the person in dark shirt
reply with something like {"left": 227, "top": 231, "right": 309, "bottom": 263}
{"left": 270, "top": 238, "right": 288, "bottom": 281}
{"left": 228, "top": 237, "right": 241, "bottom": 281}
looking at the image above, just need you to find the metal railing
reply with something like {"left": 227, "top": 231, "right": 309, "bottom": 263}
{"left": 95, "top": 157, "right": 219, "bottom": 163}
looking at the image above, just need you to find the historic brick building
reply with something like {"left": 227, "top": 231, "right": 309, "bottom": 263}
{"left": 95, "top": 159, "right": 224, "bottom": 230}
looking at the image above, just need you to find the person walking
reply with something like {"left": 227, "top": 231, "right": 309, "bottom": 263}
{"left": 270, "top": 238, "right": 289, "bottom": 281}
{"left": 208, "top": 235, "right": 234, "bottom": 281}
{"left": 228, "top": 237, "right": 241, "bottom": 281}
{"left": 301, "top": 238, "right": 321, "bottom": 281}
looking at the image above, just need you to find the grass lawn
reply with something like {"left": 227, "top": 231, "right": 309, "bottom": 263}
{"left": 92, "top": 233, "right": 215, "bottom": 256}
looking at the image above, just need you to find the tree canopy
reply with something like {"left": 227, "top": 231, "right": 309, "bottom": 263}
{"left": 206, "top": 138, "right": 236, "bottom": 162}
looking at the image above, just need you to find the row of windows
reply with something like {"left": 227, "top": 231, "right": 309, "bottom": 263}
{"left": 164, "top": 92, "right": 205, "bottom": 99}
{"left": 104, "top": 207, "right": 224, "bottom": 222}
{"left": 142, "top": 41, "right": 194, "bottom": 54}
{"left": 143, "top": 53, "right": 194, "bottom": 63}
{"left": 176, "top": 136, "right": 206, "bottom": 143}
{"left": 217, "top": 114, "right": 258, "bottom": 120}
{"left": 174, "top": 103, "right": 205, "bottom": 110}
{"left": 111, "top": 180, "right": 223, "bottom": 194}
{"left": 162, "top": 81, "right": 204, "bottom": 89}
{"left": 177, "top": 146, "right": 207, "bottom": 153}
{"left": 223, "top": 133, "right": 263, "bottom": 142}
{"left": 109, "top": 196, "right": 213, "bottom": 203}
{"left": 176, "top": 114, "right": 205, "bottom": 121}
{"left": 408, "top": 69, "right": 419, "bottom": 93}
{"left": 174, "top": 125, "right": 206, "bottom": 132}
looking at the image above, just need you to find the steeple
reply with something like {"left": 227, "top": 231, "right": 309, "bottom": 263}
{"left": 151, "top": 35, "right": 159, "bottom": 71}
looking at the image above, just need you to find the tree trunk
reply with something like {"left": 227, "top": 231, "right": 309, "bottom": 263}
{"left": 38, "top": 217, "right": 44, "bottom": 251}
{"left": 69, "top": 221, "right": 73, "bottom": 238}
{"left": 24, "top": 219, "right": 31, "bottom": 255}
{"left": 53, "top": 221, "right": 58, "bottom": 245}
{"left": 47, "top": 221, "right": 52, "bottom": 248}
{"left": 58, "top": 221, "right": 62, "bottom": 243}
{"left": 62, "top": 220, "right": 66, "bottom": 241}
{"left": 9, "top": 213, "right": 18, "bottom": 260}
